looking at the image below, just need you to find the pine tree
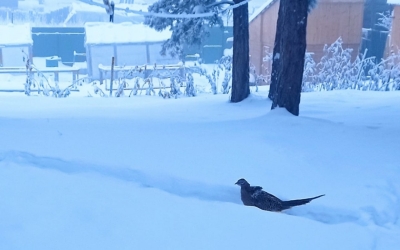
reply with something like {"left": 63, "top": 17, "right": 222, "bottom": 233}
{"left": 144, "top": 0, "right": 223, "bottom": 58}
{"left": 145, "top": 0, "right": 250, "bottom": 102}
{"left": 269, "top": 0, "right": 317, "bottom": 116}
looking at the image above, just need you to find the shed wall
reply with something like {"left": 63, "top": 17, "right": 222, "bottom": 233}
{"left": 249, "top": 1, "right": 279, "bottom": 78}
{"left": 1, "top": 46, "right": 29, "bottom": 67}
{"left": 87, "top": 45, "right": 114, "bottom": 80}
{"left": 389, "top": 6, "right": 400, "bottom": 51}
{"left": 307, "top": 1, "right": 364, "bottom": 61}
{"left": 249, "top": 0, "right": 364, "bottom": 79}
{"left": 87, "top": 43, "right": 179, "bottom": 80}
{"left": 117, "top": 44, "right": 148, "bottom": 66}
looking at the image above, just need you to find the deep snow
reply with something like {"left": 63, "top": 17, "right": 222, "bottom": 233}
{"left": 0, "top": 87, "right": 399, "bottom": 249}
{"left": 1, "top": 0, "right": 399, "bottom": 249}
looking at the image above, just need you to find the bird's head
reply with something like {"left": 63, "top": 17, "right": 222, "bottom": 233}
{"left": 235, "top": 178, "right": 250, "bottom": 187}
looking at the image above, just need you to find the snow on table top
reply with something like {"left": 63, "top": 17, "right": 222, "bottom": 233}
{"left": 0, "top": 24, "right": 33, "bottom": 46}
{"left": 84, "top": 22, "right": 171, "bottom": 44}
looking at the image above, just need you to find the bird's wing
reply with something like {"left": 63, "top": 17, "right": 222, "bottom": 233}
{"left": 251, "top": 190, "right": 284, "bottom": 211}
{"left": 248, "top": 186, "right": 280, "bottom": 200}
{"left": 249, "top": 185, "right": 263, "bottom": 193}
{"left": 262, "top": 190, "right": 281, "bottom": 201}
{"left": 252, "top": 189, "right": 281, "bottom": 202}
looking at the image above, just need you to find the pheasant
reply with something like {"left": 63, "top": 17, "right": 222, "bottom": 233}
{"left": 235, "top": 178, "right": 324, "bottom": 212}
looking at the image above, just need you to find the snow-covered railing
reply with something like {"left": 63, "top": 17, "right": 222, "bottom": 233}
{"left": 93, "top": 63, "right": 205, "bottom": 98}
{"left": 0, "top": 66, "right": 80, "bottom": 82}
{"left": 98, "top": 63, "right": 185, "bottom": 85}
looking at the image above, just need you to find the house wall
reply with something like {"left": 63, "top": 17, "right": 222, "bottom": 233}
{"left": 249, "top": 1, "right": 279, "bottom": 79}
{"left": 388, "top": 6, "right": 400, "bottom": 52}
{"left": 249, "top": 0, "right": 365, "bottom": 79}
{"left": 307, "top": 1, "right": 364, "bottom": 61}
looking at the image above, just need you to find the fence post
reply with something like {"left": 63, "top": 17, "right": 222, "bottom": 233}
{"left": 110, "top": 56, "right": 115, "bottom": 96}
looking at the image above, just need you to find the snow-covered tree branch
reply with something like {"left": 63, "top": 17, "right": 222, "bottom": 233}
{"left": 144, "top": 0, "right": 224, "bottom": 58}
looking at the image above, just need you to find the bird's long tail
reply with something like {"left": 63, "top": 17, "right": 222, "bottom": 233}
{"left": 281, "top": 194, "right": 324, "bottom": 210}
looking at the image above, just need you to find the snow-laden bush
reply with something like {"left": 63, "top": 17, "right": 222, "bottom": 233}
{"left": 301, "top": 37, "right": 400, "bottom": 92}
{"left": 364, "top": 51, "right": 400, "bottom": 91}
{"left": 114, "top": 78, "right": 128, "bottom": 97}
{"left": 302, "top": 52, "right": 317, "bottom": 92}
{"left": 169, "top": 77, "right": 182, "bottom": 99}
{"left": 314, "top": 37, "right": 359, "bottom": 90}
{"left": 93, "top": 64, "right": 203, "bottom": 98}
{"left": 203, "top": 55, "right": 232, "bottom": 94}
{"left": 23, "top": 58, "right": 79, "bottom": 97}
{"left": 129, "top": 77, "right": 141, "bottom": 97}
{"left": 205, "top": 68, "right": 219, "bottom": 95}
{"left": 185, "top": 73, "right": 196, "bottom": 97}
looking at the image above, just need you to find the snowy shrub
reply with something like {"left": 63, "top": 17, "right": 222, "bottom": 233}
{"left": 219, "top": 55, "right": 232, "bottom": 94}
{"left": 143, "top": 78, "right": 156, "bottom": 96}
{"left": 91, "top": 63, "right": 206, "bottom": 98}
{"left": 377, "top": 10, "right": 393, "bottom": 31}
{"left": 249, "top": 63, "right": 259, "bottom": 92}
{"left": 158, "top": 79, "right": 173, "bottom": 98}
{"left": 23, "top": 58, "right": 78, "bottom": 98}
{"left": 185, "top": 73, "right": 196, "bottom": 97}
{"left": 363, "top": 50, "right": 400, "bottom": 91}
{"left": 158, "top": 82, "right": 171, "bottom": 99}
{"left": 24, "top": 59, "right": 34, "bottom": 96}
{"left": 202, "top": 55, "right": 232, "bottom": 94}
{"left": 169, "top": 76, "right": 182, "bottom": 99}
{"left": 129, "top": 77, "right": 141, "bottom": 97}
{"left": 205, "top": 68, "right": 219, "bottom": 95}
{"left": 93, "top": 85, "right": 107, "bottom": 97}
{"left": 302, "top": 53, "right": 317, "bottom": 92}
{"left": 249, "top": 46, "right": 272, "bottom": 92}
{"left": 114, "top": 79, "right": 128, "bottom": 97}
{"left": 315, "top": 37, "right": 358, "bottom": 90}
{"left": 301, "top": 37, "right": 400, "bottom": 92}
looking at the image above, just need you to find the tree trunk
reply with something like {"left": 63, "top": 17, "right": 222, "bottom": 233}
{"left": 271, "top": 0, "right": 309, "bottom": 116}
{"left": 268, "top": 0, "right": 284, "bottom": 101}
{"left": 230, "top": 0, "right": 250, "bottom": 103}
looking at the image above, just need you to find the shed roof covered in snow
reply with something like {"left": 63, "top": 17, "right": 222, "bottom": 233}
{"left": 387, "top": 0, "right": 400, "bottom": 4}
{"left": 249, "top": 0, "right": 276, "bottom": 23}
{"left": 84, "top": 22, "right": 171, "bottom": 45}
{"left": 0, "top": 24, "right": 33, "bottom": 46}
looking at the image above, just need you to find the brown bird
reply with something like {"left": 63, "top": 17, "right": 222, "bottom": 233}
{"left": 235, "top": 178, "right": 324, "bottom": 212}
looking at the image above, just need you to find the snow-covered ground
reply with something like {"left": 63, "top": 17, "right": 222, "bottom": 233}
{"left": 0, "top": 79, "right": 399, "bottom": 249}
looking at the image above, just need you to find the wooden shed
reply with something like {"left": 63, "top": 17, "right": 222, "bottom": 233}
{"left": 387, "top": 0, "right": 400, "bottom": 52}
{"left": 249, "top": 0, "right": 365, "bottom": 78}
{"left": 0, "top": 24, "right": 33, "bottom": 67}
{"left": 85, "top": 22, "right": 178, "bottom": 80}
